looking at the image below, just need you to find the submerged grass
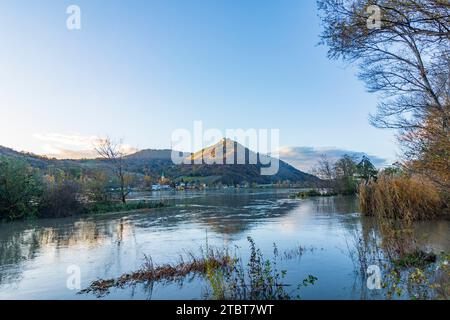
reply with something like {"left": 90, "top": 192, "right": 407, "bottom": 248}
{"left": 204, "top": 237, "right": 317, "bottom": 300}
{"left": 81, "top": 238, "right": 317, "bottom": 300}
{"left": 383, "top": 253, "right": 450, "bottom": 300}
{"left": 80, "top": 249, "right": 232, "bottom": 297}
{"left": 345, "top": 225, "right": 449, "bottom": 300}
{"left": 281, "top": 245, "right": 313, "bottom": 260}
{"left": 394, "top": 250, "right": 437, "bottom": 269}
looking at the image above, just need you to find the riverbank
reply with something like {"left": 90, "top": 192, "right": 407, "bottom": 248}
{"left": 86, "top": 200, "right": 167, "bottom": 215}
{"left": 0, "top": 200, "right": 169, "bottom": 224}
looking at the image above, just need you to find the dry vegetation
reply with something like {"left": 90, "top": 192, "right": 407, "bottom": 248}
{"left": 81, "top": 239, "right": 317, "bottom": 300}
{"left": 80, "top": 249, "right": 232, "bottom": 297}
{"left": 359, "top": 174, "right": 447, "bottom": 221}
{"left": 358, "top": 172, "right": 448, "bottom": 263}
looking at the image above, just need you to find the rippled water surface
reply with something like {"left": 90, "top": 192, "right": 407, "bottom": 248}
{"left": 0, "top": 189, "right": 448, "bottom": 299}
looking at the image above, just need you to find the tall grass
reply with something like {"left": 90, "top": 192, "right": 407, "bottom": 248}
{"left": 359, "top": 174, "right": 445, "bottom": 221}
{"left": 359, "top": 173, "right": 447, "bottom": 263}
{"left": 204, "top": 233, "right": 228, "bottom": 300}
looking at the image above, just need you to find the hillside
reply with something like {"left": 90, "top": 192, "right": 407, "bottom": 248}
{"left": 0, "top": 145, "right": 52, "bottom": 169}
{"left": 177, "top": 139, "right": 319, "bottom": 185}
{"left": 0, "top": 140, "right": 320, "bottom": 185}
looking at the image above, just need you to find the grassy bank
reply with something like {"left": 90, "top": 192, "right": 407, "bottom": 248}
{"left": 87, "top": 200, "right": 167, "bottom": 215}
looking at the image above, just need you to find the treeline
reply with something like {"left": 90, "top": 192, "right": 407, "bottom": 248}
{"left": 0, "top": 157, "right": 162, "bottom": 221}
{"left": 313, "top": 154, "right": 377, "bottom": 195}
{"left": 310, "top": 151, "right": 448, "bottom": 221}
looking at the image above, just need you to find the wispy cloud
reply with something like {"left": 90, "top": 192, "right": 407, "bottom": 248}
{"left": 30, "top": 134, "right": 390, "bottom": 169}
{"left": 33, "top": 133, "right": 138, "bottom": 159}
{"left": 279, "top": 146, "right": 389, "bottom": 172}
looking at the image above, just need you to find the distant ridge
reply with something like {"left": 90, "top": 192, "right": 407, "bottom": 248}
{"left": 0, "top": 145, "right": 53, "bottom": 168}
{"left": 126, "top": 149, "right": 175, "bottom": 160}
{"left": 0, "top": 140, "right": 320, "bottom": 185}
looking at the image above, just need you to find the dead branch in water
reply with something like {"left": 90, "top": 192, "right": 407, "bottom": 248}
{"left": 79, "top": 249, "right": 233, "bottom": 296}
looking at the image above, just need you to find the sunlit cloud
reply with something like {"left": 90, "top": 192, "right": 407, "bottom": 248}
{"left": 33, "top": 133, "right": 138, "bottom": 159}
{"left": 279, "top": 146, "right": 389, "bottom": 172}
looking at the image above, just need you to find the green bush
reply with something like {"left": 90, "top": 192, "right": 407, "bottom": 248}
{"left": 39, "top": 181, "right": 86, "bottom": 218}
{"left": 0, "top": 158, "right": 44, "bottom": 220}
{"left": 87, "top": 200, "right": 166, "bottom": 214}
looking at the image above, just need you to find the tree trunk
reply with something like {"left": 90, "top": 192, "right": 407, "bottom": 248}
{"left": 120, "top": 183, "right": 126, "bottom": 204}
{"left": 120, "top": 177, "right": 126, "bottom": 204}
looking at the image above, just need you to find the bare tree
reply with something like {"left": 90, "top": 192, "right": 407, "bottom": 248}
{"left": 314, "top": 154, "right": 336, "bottom": 180}
{"left": 318, "top": 0, "right": 449, "bottom": 130}
{"left": 314, "top": 154, "right": 361, "bottom": 194}
{"left": 334, "top": 154, "right": 358, "bottom": 179}
{"left": 318, "top": 0, "right": 449, "bottom": 189}
{"left": 95, "top": 137, "right": 130, "bottom": 203}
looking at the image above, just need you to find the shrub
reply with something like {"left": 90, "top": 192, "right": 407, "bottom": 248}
{"left": 39, "top": 181, "right": 86, "bottom": 218}
{"left": 83, "top": 171, "right": 112, "bottom": 203}
{"left": 0, "top": 158, "right": 43, "bottom": 220}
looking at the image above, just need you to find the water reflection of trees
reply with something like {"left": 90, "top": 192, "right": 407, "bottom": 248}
{"left": 0, "top": 191, "right": 297, "bottom": 285}
{"left": 308, "top": 196, "right": 359, "bottom": 215}
{"left": 0, "top": 217, "right": 133, "bottom": 285}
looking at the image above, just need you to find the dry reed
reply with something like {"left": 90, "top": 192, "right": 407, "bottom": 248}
{"left": 359, "top": 174, "right": 445, "bottom": 221}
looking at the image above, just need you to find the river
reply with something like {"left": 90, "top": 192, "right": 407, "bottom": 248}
{"left": 0, "top": 189, "right": 448, "bottom": 299}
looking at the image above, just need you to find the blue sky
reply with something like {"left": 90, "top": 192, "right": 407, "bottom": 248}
{"left": 0, "top": 0, "right": 398, "bottom": 169}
